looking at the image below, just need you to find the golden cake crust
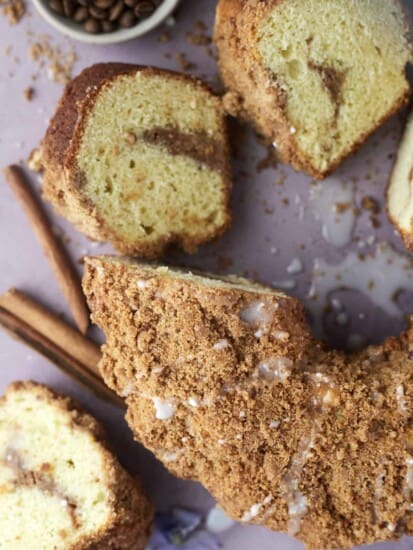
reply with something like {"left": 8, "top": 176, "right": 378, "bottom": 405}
{"left": 1, "top": 381, "right": 153, "bottom": 550}
{"left": 83, "top": 257, "right": 413, "bottom": 550}
{"left": 214, "top": 0, "right": 412, "bottom": 179}
{"left": 41, "top": 63, "right": 232, "bottom": 258}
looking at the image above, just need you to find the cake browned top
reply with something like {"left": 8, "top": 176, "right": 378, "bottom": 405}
{"left": 83, "top": 256, "right": 413, "bottom": 550}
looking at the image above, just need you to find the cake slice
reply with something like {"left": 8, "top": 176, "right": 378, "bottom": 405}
{"left": 214, "top": 0, "right": 413, "bottom": 178}
{"left": 0, "top": 381, "right": 152, "bottom": 549}
{"left": 40, "top": 63, "right": 231, "bottom": 258}
{"left": 83, "top": 256, "right": 413, "bottom": 549}
{"left": 388, "top": 109, "right": 413, "bottom": 248}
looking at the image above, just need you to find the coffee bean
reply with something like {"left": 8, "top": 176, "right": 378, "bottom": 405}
{"left": 62, "top": 0, "right": 76, "bottom": 17}
{"left": 108, "top": 0, "right": 123, "bottom": 21}
{"left": 134, "top": 1, "right": 155, "bottom": 18}
{"left": 101, "top": 19, "right": 116, "bottom": 32}
{"left": 73, "top": 5, "right": 89, "bottom": 21}
{"left": 50, "top": 0, "right": 163, "bottom": 33}
{"left": 89, "top": 5, "right": 108, "bottom": 19}
{"left": 119, "top": 9, "right": 136, "bottom": 27}
{"left": 84, "top": 17, "right": 102, "bottom": 32}
{"left": 49, "top": 0, "right": 64, "bottom": 15}
{"left": 93, "top": 0, "right": 115, "bottom": 8}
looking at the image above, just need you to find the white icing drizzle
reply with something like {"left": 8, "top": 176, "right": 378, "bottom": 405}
{"left": 287, "top": 258, "right": 303, "bottom": 275}
{"left": 272, "top": 330, "right": 290, "bottom": 341}
{"left": 240, "top": 301, "right": 277, "bottom": 325}
{"left": 188, "top": 397, "right": 200, "bottom": 408}
{"left": 137, "top": 280, "right": 150, "bottom": 289}
{"left": 206, "top": 506, "right": 235, "bottom": 533}
{"left": 396, "top": 384, "right": 408, "bottom": 416}
{"left": 373, "top": 460, "right": 386, "bottom": 524}
{"left": 241, "top": 496, "right": 272, "bottom": 522}
{"left": 120, "top": 385, "right": 134, "bottom": 398}
{"left": 258, "top": 357, "right": 293, "bottom": 382}
{"left": 272, "top": 279, "right": 297, "bottom": 291}
{"left": 269, "top": 420, "right": 280, "bottom": 429}
{"left": 309, "top": 177, "right": 356, "bottom": 248}
{"left": 307, "top": 242, "right": 413, "bottom": 338}
{"left": 153, "top": 397, "right": 175, "bottom": 420}
{"left": 310, "top": 372, "right": 340, "bottom": 409}
{"left": 213, "top": 339, "right": 230, "bottom": 350}
{"left": 161, "top": 450, "right": 183, "bottom": 463}
{"left": 240, "top": 300, "right": 281, "bottom": 339}
{"left": 404, "top": 457, "right": 413, "bottom": 511}
{"left": 279, "top": 428, "right": 317, "bottom": 536}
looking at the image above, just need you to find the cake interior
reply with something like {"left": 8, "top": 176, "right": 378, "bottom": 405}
{"left": 74, "top": 71, "right": 228, "bottom": 250}
{"left": 388, "top": 112, "right": 413, "bottom": 237}
{"left": 257, "top": 0, "right": 412, "bottom": 174}
{"left": 0, "top": 385, "right": 112, "bottom": 549}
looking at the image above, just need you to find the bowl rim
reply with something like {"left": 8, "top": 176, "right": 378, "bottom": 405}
{"left": 32, "top": 0, "right": 180, "bottom": 44}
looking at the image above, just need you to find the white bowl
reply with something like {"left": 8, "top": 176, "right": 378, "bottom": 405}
{"left": 32, "top": 0, "right": 180, "bottom": 44}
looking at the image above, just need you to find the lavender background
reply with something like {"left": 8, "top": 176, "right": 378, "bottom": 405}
{"left": 1, "top": 1, "right": 413, "bottom": 548}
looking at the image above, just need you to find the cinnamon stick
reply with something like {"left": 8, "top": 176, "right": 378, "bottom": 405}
{"left": 3, "top": 165, "right": 89, "bottom": 334}
{"left": 0, "top": 292, "right": 123, "bottom": 407}
{"left": 0, "top": 289, "right": 100, "bottom": 376}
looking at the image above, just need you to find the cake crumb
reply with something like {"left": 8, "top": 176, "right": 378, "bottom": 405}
{"left": 361, "top": 196, "right": 381, "bottom": 214}
{"left": 23, "top": 86, "right": 35, "bottom": 101}
{"left": 176, "top": 52, "right": 196, "bottom": 72}
{"left": 27, "top": 148, "right": 44, "bottom": 172}
{"left": 186, "top": 31, "right": 211, "bottom": 47}
{"left": 28, "top": 36, "right": 77, "bottom": 85}
{"left": 2, "top": 0, "right": 25, "bottom": 24}
{"left": 158, "top": 32, "right": 171, "bottom": 43}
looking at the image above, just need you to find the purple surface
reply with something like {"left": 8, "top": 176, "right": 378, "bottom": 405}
{"left": 1, "top": 1, "right": 413, "bottom": 548}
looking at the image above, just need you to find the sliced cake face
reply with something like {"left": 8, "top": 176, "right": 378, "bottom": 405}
{"left": 0, "top": 382, "right": 152, "bottom": 550}
{"left": 42, "top": 64, "right": 231, "bottom": 258}
{"left": 215, "top": 0, "right": 412, "bottom": 178}
{"left": 83, "top": 256, "right": 413, "bottom": 550}
{"left": 388, "top": 110, "right": 413, "bottom": 249}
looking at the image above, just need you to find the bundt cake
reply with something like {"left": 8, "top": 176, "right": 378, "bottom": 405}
{"left": 0, "top": 381, "right": 153, "bottom": 549}
{"left": 388, "top": 108, "right": 413, "bottom": 249}
{"left": 214, "top": 0, "right": 413, "bottom": 178}
{"left": 83, "top": 257, "right": 413, "bottom": 550}
{"left": 40, "top": 63, "right": 232, "bottom": 258}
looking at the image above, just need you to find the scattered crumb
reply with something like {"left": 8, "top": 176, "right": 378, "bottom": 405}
{"left": 334, "top": 202, "right": 351, "bottom": 214}
{"left": 158, "top": 32, "right": 170, "bottom": 43}
{"left": 186, "top": 31, "right": 211, "bottom": 47}
{"left": 361, "top": 196, "right": 381, "bottom": 215}
{"left": 27, "top": 148, "right": 44, "bottom": 173}
{"left": 23, "top": 86, "right": 35, "bottom": 101}
{"left": 176, "top": 53, "right": 196, "bottom": 72}
{"left": 222, "top": 91, "right": 243, "bottom": 117}
{"left": 275, "top": 173, "right": 287, "bottom": 186}
{"left": 2, "top": 0, "right": 25, "bottom": 25}
{"left": 28, "top": 36, "right": 77, "bottom": 84}
{"left": 195, "top": 20, "right": 207, "bottom": 33}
